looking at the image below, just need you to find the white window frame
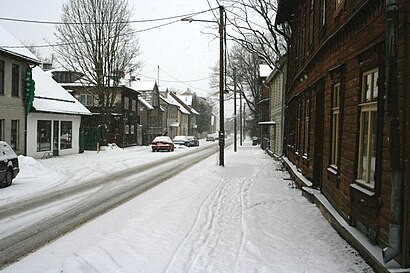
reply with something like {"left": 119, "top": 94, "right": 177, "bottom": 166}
{"left": 331, "top": 83, "right": 340, "bottom": 169}
{"left": 356, "top": 68, "right": 378, "bottom": 188}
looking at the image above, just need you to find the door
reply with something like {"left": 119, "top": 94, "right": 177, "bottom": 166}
{"left": 313, "top": 81, "right": 324, "bottom": 189}
{"left": 53, "top": 121, "right": 59, "bottom": 156}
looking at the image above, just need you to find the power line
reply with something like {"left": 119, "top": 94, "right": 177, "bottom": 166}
{"left": 153, "top": 67, "right": 212, "bottom": 93}
{"left": 1, "top": 19, "right": 180, "bottom": 49}
{"left": 0, "top": 8, "right": 218, "bottom": 25}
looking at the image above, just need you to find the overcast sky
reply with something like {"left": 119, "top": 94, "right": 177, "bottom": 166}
{"left": 0, "top": 0, "right": 222, "bottom": 97}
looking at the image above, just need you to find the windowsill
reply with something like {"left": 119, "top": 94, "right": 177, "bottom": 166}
{"left": 327, "top": 166, "right": 338, "bottom": 176}
{"left": 351, "top": 181, "right": 375, "bottom": 197}
{"left": 302, "top": 154, "right": 309, "bottom": 160}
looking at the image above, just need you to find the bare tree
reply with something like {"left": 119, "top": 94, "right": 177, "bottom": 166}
{"left": 210, "top": 43, "right": 260, "bottom": 116}
{"left": 221, "top": 0, "right": 290, "bottom": 69}
{"left": 53, "top": 0, "right": 141, "bottom": 142}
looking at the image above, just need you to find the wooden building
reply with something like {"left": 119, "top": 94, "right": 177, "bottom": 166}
{"left": 276, "top": 0, "right": 409, "bottom": 270}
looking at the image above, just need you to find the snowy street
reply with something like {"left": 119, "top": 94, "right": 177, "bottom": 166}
{"left": 1, "top": 140, "right": 374, "bottom": 272}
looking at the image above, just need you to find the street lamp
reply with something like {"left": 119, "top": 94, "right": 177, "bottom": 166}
{"left": 181, "top": 6, "right": 225, "bottom": 166}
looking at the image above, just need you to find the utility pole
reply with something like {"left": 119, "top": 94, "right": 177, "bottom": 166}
{"left": 234, "top": 68, "right": 237, "bottom": 152}
{"left": 240, "top": 89, "right": 243, "bottom": 146}
{"left": 219, "top": 5, "right": 225, "bottom": 166}
{"left": 157, "top": 65, "right": 160, "bottom": 86}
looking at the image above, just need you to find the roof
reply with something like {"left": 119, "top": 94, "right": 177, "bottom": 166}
{"left": 259, "top": 64, "right": 273, "bottom": 78}
{"left": 159, "top": 95, "right": 178, "bottom": 106}
{"left": 167, "top": 93, "right": 190, "bottom": 115}
{"left": 138, "top": 96, "right": 154, "bottom": 110}
{"left": 129, "top": 80, "right": 157, "bottom": 91}
{"left": 0, "top": 25, "right": 40, "bottom": 63}
{"left": 32, "top": 67, "right": 91, "bottom": 115}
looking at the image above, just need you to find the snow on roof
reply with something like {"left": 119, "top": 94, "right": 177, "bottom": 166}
{"left": 32, "top": 67, "right": 91, "bottom": 115}
{"left": 190, "top": 107, "right": 200, "bottom": 115}
{"left": 129, "top": 80, "right": 156, "bottom": 91}
{"left": 0, "top": 25, "right": 40, "bottom": 63}
{"left": 138, "top": 96, "right": 153, "bottom": 110}
{"left": 167, "top": 93, "right": 190, "bottom": 115}
{"left": 160, "top": 95, "right": 178, "bottom": 106}
{"left": 259, "top": 64, "right": 273, "bottom": 78}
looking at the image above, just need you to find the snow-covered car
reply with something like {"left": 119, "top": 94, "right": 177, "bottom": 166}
{"left": 0, "top": 141, "right": 20, "bottom": 188}
{"left": 206, "top": 134, "right": 216, "bottom": 142}
{"left": 186, "top": 136, "right": 199, "bottom": 146}
{"left": 151, "top": 136, "right": 174, "bottom": 152}
{"left": 173, "top": 135, "right": 190, "bottom": 147}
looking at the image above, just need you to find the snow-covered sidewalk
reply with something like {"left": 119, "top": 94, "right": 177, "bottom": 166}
{"left": 3, "top": 141, "right": 373, "bottom": 273}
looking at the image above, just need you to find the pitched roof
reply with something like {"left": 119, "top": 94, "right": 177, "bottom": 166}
{"left": 0, "top": 25, "right": 40, "bottom": 63}
{"left": 129, "top": 80, "right": 157, "bottom": 91}
{"left": 138, "top": 96, "right": 154, "bottom": 110}
{"left": 167, "top": 92, "right": 190, "bottom": 115}
{"left": 32, "top": 67, "right": 91, "bottom": 115}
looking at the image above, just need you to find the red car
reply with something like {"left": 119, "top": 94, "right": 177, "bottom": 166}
{"left": 151, "top": 136, "right": 175, "bottom": 152}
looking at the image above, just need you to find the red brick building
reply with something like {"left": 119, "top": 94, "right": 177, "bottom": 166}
{"left": 276, "top": 0, "right": 409, "bottom": 270}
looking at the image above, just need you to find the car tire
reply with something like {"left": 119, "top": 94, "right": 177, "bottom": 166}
{"left": 6, "top": 169, "right": 13, "bottom": 186}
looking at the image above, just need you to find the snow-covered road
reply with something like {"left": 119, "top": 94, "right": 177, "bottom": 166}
{"left": 2, "top": 140, "right": 374, "bottom": 273}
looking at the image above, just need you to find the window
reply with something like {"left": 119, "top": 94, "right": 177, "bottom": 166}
{"left": 60, "top": 121, "right": 72, "bottom": 149}
{"left": 0, "top": 119, "right": 4, "bottom": 140}
{"left": 320, "top": 0, "right": 326, "bottom": 28}
{"left": 357, "top": 68, "right": 378, "bottom": 188}
{"left": 11, "top": 120, "right": 19, "bottom": 150}
{"left": 124, "top": 96, "right": 129, "bottom": 110}
{"left": 0, "top": 60, "right": 4, "bottom": 95}
{"left": 132, "top": 99, "right": 136, "bottom": 111}
{"left": 37, "top": 120, "right": 52, "bottom": 152}
{"left": 79, "top": 94, "right": 93, "bottom": 106}
{"left": 309, "top": 0, "right": 315, "bottom": 46}
{"left": 304, "top": 99, "right": 310, "bottom": 156}
{"left": 296, "top": 103, "right": 302, "bottom": 153}
{"left": 131, "top": 125, "right": 135, "bottom": 134}
{"left": 125, "top": 125, "right": 129, "bottom": 134}
{"left": 12, "top": 64, "right": 20, "bottom": 97}
{"left": 331, "top": 83, "right": 341, "bottom": 168}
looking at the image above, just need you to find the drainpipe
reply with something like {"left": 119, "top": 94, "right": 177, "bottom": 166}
{"left": 382, "top": 0, "right": 403, "bottom": 264}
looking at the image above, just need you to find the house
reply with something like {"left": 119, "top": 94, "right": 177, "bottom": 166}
{"left": 176, "top": 90, "right": 200, "bottom": 137}
{"left": 159, "top": 91, "right": 180, "bottom": 140}
{"left": 165, "top": 92, "right": 190, "bottom": 136}
{"left": 129, "top": 80, "right": 162, "bottom": 144}
{"left": 258, "top": 64, "right": 273, "bottom": 149}
{"left": 0, "top": 26, "right": 40, "bottom": 155}
{"left": 266, "top": 56, "right": 287, "bottom": 158}
{"left": 276, "top": 0, "right": 409, "bottom": 270}
{"left": 27, "top": 67, "right": 91, "bottom": 158}
{"left": 52, "top": 69, "right": 141, "bottom": 149}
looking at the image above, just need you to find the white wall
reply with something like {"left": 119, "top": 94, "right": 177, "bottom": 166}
{"left": 26, "top": 112, "right": 81, "bottom": 158}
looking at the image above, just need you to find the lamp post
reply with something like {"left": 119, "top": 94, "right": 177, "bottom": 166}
{"left": 181, "top": 6, "right": 225, "bottom": 166}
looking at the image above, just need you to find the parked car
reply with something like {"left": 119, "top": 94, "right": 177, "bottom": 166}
{"left": 0, "top": 141, "right": 20, "bottom": 188}
{"left": 206, "top": 134, "right": 216, "bottom": 142}
{"left": 151, "top": 136, "right": 174, "bottom": 152}
{"left": 173, "top": 135, "right": 190, "bottom": 147}
{"left": 187, "top": 136, "right": 199, "bottom": 146}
